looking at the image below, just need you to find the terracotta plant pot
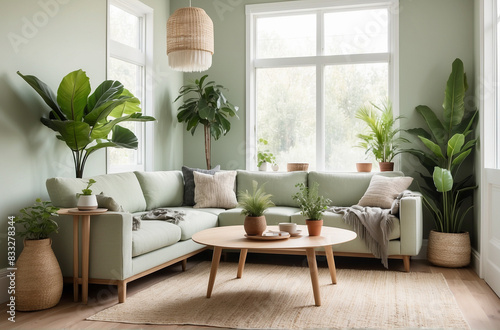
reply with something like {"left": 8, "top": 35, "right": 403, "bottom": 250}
{"left": 287, "top": 163, "right": 309, "bottom": 172}
{"left": 356, "top": 162, "right": 372, "bottom": 172}
{"left": 379, "top": 162, "right": 394, "bottom": 171}
{"left": 306, "top": 219, "right": 323, "bottom": 236}
{"left": 15, "top": 238, "right": 63, "bottom": 311}
{"left": 427, "top": 230, "right": 471, "bottom": 268}
{"left": 244, "top": 216, "right": 267, "bottom": 236}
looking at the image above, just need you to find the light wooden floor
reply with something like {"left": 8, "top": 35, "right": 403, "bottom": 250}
{"left": 2, "top": 252, "right": 499, "bottom": 329}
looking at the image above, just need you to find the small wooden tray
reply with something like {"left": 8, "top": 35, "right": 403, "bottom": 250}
{"left": 245, "top": 233, "right": 290, "bottom": 240}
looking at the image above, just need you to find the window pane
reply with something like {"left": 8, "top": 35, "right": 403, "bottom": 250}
{"left": 324, "top": 9, "right": 388, "bottom": 55}
{"left": 324, "top": 63, "right": 388, "bottom": 171}
{"left": 110, "top": 5, "right": 141, "bottom": 49}
{"left": 256, "top": 67, "right": 316, "bottom": 170}
{"left": 256, "top": 14, "right": 316, "bottom": 59}
{"left": 108, "top": 57, "right": 143, "bottom": 100}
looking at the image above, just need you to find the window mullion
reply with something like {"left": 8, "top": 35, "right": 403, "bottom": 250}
{"left": 316, "top": 11, "right": 325, "bottom": 171}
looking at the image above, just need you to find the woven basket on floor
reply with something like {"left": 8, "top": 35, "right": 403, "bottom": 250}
{"left": 427, "top": 230, "right": 471, "bottom": 268}
{"left": 15, "top": 238, "right": 63, "bottom": 311}
{"left": 287, "top": 163, "right": 309, "bottom": 172}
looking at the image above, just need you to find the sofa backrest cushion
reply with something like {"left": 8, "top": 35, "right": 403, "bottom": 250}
{"left": 236, "top": 170, "right": 308, "bottom": 207}
{"left": 46, "top": 172, "right": 147, "bottom": 212}
{"left": 134, "top": 171, "right": 184, "bottom": 209}
{"left": 308, "top": 171, "right": 405, "bottom": 207}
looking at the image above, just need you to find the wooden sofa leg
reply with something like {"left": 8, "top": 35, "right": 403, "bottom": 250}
{"left": 118, "top": 281, "right": 127, "bottom": 303}
{"left": 403, "top": 256, "right": 410, "bottom": 272}
{"left": 182, "top": 259, "right": 187, "bottom": 272}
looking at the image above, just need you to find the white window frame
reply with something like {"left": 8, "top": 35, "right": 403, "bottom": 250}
{"left": 106, "top": 0, "right": 154, "bottom": 173}
{"left": 245, "top": 0, "right": 399, "bottom": 171}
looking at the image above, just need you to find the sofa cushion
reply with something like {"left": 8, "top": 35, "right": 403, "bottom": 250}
{"left": 182, "top": 165, "right": 220, "bottom": 206}
{"left": 168, "top": 208, "right": 219, "bottom": 240}
{"left": 132, "top": 220, "right": 181, "bottom": 257}
{"left": 236, "top": 171, "right": 307, "bottom": 207}
{"left": 193, "top": 171, "right": 238, "bottom": 209}
{"left": 218, "top": 206, "right": 300, "bottom": 226}
{"left": 46, "top": 172, "right": 147, "bottom": 212}
{"left": 358, "top": 175, "right": 413, "bottom": 209}
{"left": 308, "top": 171, "right": 404, "bottom": 207}
{"left": 134, "top": 171, "right": 184, "bottom": 209}
{"left": 290, "top": 211, "right": 401, "bottom": 240}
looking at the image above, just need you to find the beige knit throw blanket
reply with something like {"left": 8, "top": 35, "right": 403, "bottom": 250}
{"left": 329, "top": 205, "right": 394, "bottom": 268}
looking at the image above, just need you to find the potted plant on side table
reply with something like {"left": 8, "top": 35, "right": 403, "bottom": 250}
{"left": 238, "top": 180, "right": 275, "bottom": 236}
{"left": 401, "top": 58, "right": 478, "bottom": 268}
{"left": 77, "top": 179, "right": 97, "bottom": 210}
{"left": 355, "top": 99, "right": 407, "bottom": 171}
{"left": 14, "top": 198, "right": 62, "bottom": 311}
{"left": 292, "top": 182, "right": 332, "bottom": 236}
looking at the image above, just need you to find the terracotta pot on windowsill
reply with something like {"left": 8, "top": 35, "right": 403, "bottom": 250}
{"left": 379, "top": 162, "right": 394, "bottom": 171}
{"left": 356, "top": 162, "right": 372, "bottom": 172}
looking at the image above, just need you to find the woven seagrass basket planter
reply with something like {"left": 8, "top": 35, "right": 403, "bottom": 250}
{"left": 15, "top": 238, "right": 63, "bottom": 311}
{"left": 427, "top": 230, "right": 471, "bottom": 268}
{"left": 287, "top": 163, "right": 309, "bottom": 172}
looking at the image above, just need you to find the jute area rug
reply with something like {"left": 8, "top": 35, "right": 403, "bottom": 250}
{"left": 88, "top": 261, "right": 469, "bottom": 329}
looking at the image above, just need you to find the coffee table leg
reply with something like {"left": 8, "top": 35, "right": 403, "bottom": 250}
{"left": 305, "top": 248, "right": 321, "bottom": 306}
{"left": 325, "top": 245, "right": 337, "bottom": 284}
{"left": 207, "top": 246, "right": 222, "bottom": 298}
{"left": 237, "top": 249, "right": 248, "bottom": 278}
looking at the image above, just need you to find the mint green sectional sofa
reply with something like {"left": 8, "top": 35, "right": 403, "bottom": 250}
{"left": 46, "top": 170, "right": 422, "bottom": 303}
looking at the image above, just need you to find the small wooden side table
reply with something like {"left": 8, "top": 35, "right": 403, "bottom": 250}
{"left": 58, "top": 208, "right": 107, "bottom": 304}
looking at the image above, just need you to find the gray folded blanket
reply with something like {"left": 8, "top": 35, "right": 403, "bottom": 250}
{"left": 328, "top": 191, "right": 413, "bottom": 268}
{"left": 133, "top": 208, "right": 186, "bottom": 231}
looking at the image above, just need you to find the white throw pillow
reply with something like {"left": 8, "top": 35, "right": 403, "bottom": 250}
{"left": 358, "top": 175, "right": 413, "bottom": 209}
{"left": 193, "top": 171, "right": 238, "bottom": 209}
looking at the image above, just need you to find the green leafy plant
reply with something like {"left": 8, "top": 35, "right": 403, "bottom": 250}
{"left": 15, "top": 199, "right": 60, "bottom": 240}
{"left": 355, "top": 99, "right": 408, "bottom": 162}
{"left": 176, "top": 75, "right": 239, "bottom": 169}
{"left": 238, "top": 180, "right": 275, "bottom": 217}
{"left": 403, "top": 58, "right": 478, "bottom": 233}
{"left": 257, "top": 138, "right": 276, "bottom": 167}
{"left": 81, "top": 179, "right": 96, "bottom": 195}
{"left": 17, "top": 69, "right": 156, "bottom": 178}
{"left": 292, "top": 182, "right": 331, "bottom": 220}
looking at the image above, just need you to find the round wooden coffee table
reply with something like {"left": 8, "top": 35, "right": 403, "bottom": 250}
{"left": 192, "top": 225, "right": 356, "bottom": 306}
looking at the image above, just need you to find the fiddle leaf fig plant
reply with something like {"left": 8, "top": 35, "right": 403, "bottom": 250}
{"left": 17, "top": 69, "right": 156, "bottom": 178}
{"left": 176, "top": 75, "right": 239, "bottom": 169}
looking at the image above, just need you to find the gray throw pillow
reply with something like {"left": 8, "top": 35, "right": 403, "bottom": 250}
{"left": 96, "top": 192, "right": 124, "bottom": 212}
{"left": 182, "top": 165, "right": 220, "bottom": 206}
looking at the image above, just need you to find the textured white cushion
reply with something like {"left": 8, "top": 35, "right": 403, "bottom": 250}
{"left": 358, "top": 175, "right": 413, "bottom": 209}
{"left": 193, "top": 171, "right": 238, "bottom": 209}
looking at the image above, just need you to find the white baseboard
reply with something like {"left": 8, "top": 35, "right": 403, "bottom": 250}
{"left": 0, "top": 268, "right": 11, "bottom": 304}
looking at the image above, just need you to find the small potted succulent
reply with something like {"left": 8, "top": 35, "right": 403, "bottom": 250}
{"left": 292, "top": 182, "right": 332, "bottom": 236}
{"left": 238, "top": 180, "right": 275, "bottom": 236}
{"left": 14, "top": 199, "right": 62, "bottom": 311}
{"left": 77, "top": 179, "right": 97, "bottom": 210}
{"left": 257, "top": 138, "right": 276, "bottom": 171}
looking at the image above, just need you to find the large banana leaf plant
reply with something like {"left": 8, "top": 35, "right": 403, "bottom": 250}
{"left": 403, "top": 58, "right": 478, "bottom": 233}
{"left": 176, "top": 75, "right": 238, "bottom": 169}
{"left": 18, "top": 69, "right": 155, "bottom": 178}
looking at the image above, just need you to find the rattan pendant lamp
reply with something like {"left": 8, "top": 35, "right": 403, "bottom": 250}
{"left": 167, "top": 0, "right": 214, "bottom": 72}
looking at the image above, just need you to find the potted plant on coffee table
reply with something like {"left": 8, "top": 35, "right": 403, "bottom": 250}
{"left": 401, "top": 58, "right": 478, "bottom": 268}
{"left": 238, "top": 180, "right": 275, "bottom": 236}
{"left": 14, "top": 198, "right": 62, "bottom": 311}
{"left": 77, "top": 179, "right": 97, "bottom": 210}
{"left": 292, "top": 182, "right": 332, "bottom": 236}
{"left": 355, "top": 99, "right": 408, "bottom": 171}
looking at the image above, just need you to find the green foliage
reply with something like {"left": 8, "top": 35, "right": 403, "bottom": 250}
{"left": 176, "top": 75, "right": 239, "bottom": 169}
{"left": 402, "top": 58, "right": 478, "bottom": 233}
{"left": 292, "top": 182, "right": 332, "bottom": 220}
{"left": 17, "top": 70, "right": 156, "bottom": 178}
{"left": 238, "top": 181, "right": 275, "bottom": 217}
{"left": 81, "top": 179, "right": 96, "bottom": 195}
{"left": 15, "top": 199, "right": 60, "bottom": 240}
{"left": 257, "top": 138, "right": 276, "bottom": 167}
{"left": 355, "top": 99, "right": 408, "bottom": 162}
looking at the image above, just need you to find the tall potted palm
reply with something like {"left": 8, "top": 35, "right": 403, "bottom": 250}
{"left": 402, "top": 58, "right": 478, "bottom": 267}
{"left": 176, "top": 75, "right": 239, "bottom": 169}
{"left": 355, "top": 99, "right": 408, "bottom": 171}
{"left": 17, "top": 70, "right": 155, "bottom": 178}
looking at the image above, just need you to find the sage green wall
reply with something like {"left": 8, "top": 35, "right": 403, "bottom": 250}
{"left": 174, "top": 0, "right": 477, "bottom": 245}
{"left": 0, "top": 0, "right": 182, "bottom": 269}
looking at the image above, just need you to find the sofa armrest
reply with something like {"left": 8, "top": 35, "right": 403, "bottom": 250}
{"left": 399, "top": 192, "right": 423, "bottom": 256}
{"left": 51, "top": 212, "right": 133, "bottom": 280}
